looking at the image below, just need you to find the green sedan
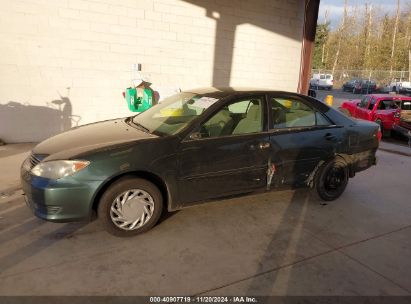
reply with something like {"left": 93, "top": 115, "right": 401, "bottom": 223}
{"left": 21, "top": 88, "right": 379, "bottom": 236}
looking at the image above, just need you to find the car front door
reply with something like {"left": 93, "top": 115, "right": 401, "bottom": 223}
{"left": 355, "top": 96, "right": 372, "bottom": 120}
{"left": 177, "top": 95, "right": 271, "bottom": 205}
{"left": 267, "top": 94, "right": 344, "bottom": 187}
{"left": 374, "top": 98, "right": 399, "bottom": 129}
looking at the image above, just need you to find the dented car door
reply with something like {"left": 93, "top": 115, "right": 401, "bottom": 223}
{"left": 267, "top": 94, "right": 344, "bottom": 187}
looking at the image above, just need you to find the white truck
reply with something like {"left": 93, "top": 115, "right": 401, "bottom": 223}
{"left": 309, "top": 73, "right": 333, "bottom": 90}
{"left": 382, "top": 79, "right": 411, "bottom": 95}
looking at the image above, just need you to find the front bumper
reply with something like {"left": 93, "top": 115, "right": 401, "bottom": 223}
{"left": 21, "top": 168, "right": 100, "bottom": 222}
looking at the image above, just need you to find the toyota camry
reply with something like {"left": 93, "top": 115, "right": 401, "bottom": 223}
{"left": 21, "top": 88, "right": 379, "bottom": 236}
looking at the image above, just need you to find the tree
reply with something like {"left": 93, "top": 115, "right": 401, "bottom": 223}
{"left": 311, "top": 1, "right": 411, "bottom": 75}
{"left": 312, "top": 22, "right": 330, "bottom": 69}
{"left": 390, "top": 0, "right": 401, "bottom": 75}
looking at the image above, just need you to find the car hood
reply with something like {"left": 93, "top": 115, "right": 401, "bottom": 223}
{"left": 343, "top": 99, "right": 361, "bottom": 105}
{"left": 33, "top": 118, "right": 157, "bottom": 160}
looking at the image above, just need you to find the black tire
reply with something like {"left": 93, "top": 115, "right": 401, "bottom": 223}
{"left": 314, "top": 158, "right": 349, "bottom": 201}
{"left": 98, "top": 177, "right": 163, "bottom": 237}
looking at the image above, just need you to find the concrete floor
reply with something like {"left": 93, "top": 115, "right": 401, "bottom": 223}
{"left": 0, "top": 145, "right": 410, "bottom": 296}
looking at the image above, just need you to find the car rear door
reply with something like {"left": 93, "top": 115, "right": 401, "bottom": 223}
{"left": 375, "top": 98, "right": 399, "bottom": 129}
{"left": 177, "top": 94, "right": 271, "bottom": 205}
{"left": 267, "top": 94, "right": 344, "bottom": 187}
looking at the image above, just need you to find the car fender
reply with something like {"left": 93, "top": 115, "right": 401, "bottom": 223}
{"left": 90, "top": 169, "right": 176, "bottom": 215}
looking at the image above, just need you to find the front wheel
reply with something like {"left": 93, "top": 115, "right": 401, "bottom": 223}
{"left": 98, "top": 177, "right": 163, "bottom": 236}
{"left": 314, "top": 158, "right": 349, "bottom": 201}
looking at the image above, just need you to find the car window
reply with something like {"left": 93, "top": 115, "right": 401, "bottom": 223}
{"left": 320, "top": 74, "right": 325, "bottom": 79}
{"left": 326, "top": 74, "right": 332, "bottom": 79}
{"left": 359, "top": 96, "right": 371, "bottom": 108}
{"left": 377, "top": 100, "right": 398, "bottom": 110}
{"left": 270, "top": 97, "right": 331, "bottom": 129}
{"left": 132, "top": 92, "right": 219, "bottom": 136}
{"left": 401, "top": 101, "right": 411, "bottom": 110}
{"left": 228, "top": 100, "right": 250, "bottom": 113}
{"left": 199, "top": 97, "right": 263, "bottom": 138}
{"left": 368, "top": 98, "right": 377, "bottom": 110}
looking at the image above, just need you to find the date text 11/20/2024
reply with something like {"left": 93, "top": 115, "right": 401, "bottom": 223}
{"left": 149, "top": 296, "right": 258, "bottom": 303}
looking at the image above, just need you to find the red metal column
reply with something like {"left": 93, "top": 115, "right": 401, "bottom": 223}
{"left": 298, "top": 0, "right": 320, "bottom": 95}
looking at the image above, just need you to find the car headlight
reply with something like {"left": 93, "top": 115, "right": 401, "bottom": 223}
{"left": 31, "top": 160, "right": 90, "bottom": 180}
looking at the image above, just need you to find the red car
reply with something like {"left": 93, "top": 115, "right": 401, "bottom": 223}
{"left": 340, "top": 94, "right": 408, "bottom": 137}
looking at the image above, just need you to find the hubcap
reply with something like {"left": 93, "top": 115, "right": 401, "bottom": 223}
{"left": 110, "top": 189, "right": 155, "bottom": 231}
{"left": 324, "top": 166, "right": 345, "bottom": 191}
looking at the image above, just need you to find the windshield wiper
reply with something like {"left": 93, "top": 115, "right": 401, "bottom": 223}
{"left": 134, "top": 122, "right": 150, "bottom": 133}
{"left": 126, "top": 118, "right": 150, "bottom": 133}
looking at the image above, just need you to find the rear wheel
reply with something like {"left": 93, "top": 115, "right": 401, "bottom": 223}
{"left": 98, "top": 177, "right": 163, "bottom": 237}
{"left": 314, "top": 158, "right": 349, "bottom": 201}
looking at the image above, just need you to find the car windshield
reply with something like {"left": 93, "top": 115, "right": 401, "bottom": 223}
{"left": 131, "top": 92, "right": 219, "bottom": 136}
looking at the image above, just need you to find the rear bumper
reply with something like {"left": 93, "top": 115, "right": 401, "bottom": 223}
{"left": 310, "top": 84, "right": 332, "bottom": 89}
{"left": 349, "top": 149, "right": 377, "bottom": 175}
{"left": 21, "top": 168, "right": 99, "bottom": 222}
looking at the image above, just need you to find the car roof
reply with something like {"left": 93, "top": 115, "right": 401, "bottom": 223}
{"left": 183, "top": 87, "right": 300, "bottom": 98}
{"left": 367, "top": 94, "right": 411, "bottom": 99}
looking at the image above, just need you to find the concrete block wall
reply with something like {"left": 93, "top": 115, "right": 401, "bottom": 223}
{"left": 0, "top": 0, "right": 304, "bottom": 143}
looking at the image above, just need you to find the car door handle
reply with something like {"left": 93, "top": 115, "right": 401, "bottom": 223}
{"left": 324, "top": 133, "right": 336, "bottom": 141}
{"left": 249, "top": 142, "right": 271, "bottom": 150}
{"left": 259, "top": 142, "right": 271, "bottom": 150}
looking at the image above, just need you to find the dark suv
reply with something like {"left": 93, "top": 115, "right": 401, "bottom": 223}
{"left": 358, "top": 80, "right": 377, "bottom": 94}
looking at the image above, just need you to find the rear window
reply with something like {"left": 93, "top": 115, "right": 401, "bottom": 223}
{"left": 401, "top": 101, "right": 411, "bottom": 110}
{"left": 326, "top": 75, "right": 332, "bottom": 79}
{"left": 320, "top": 75, "right": 325, "bottom": 79}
